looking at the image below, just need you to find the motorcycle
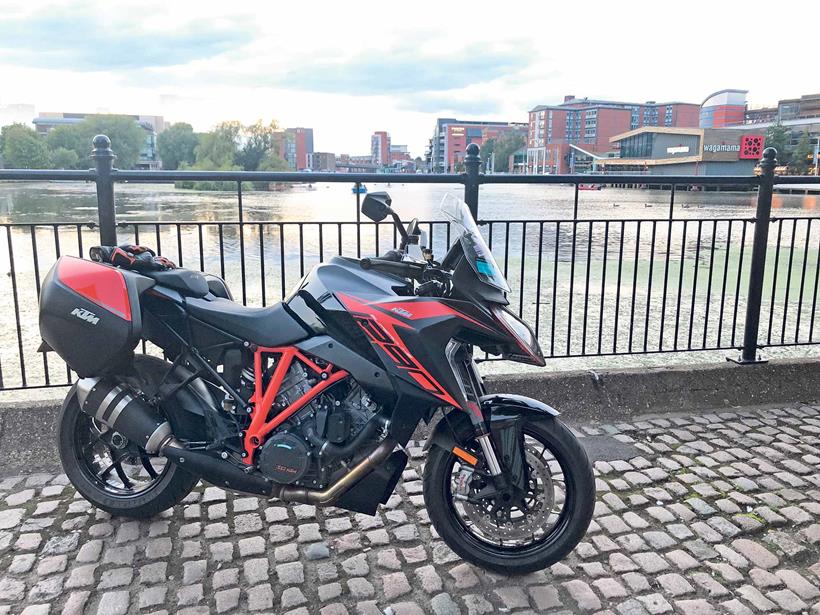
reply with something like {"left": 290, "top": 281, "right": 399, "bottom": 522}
{"left": 38, "top": 193, "right": 594, "bottom": 573}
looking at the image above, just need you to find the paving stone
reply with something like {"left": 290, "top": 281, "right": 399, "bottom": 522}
{"left": 214, "top": 588, "right": 240, "bottom": 613}
{"left": 737, "top": 585, "right": 777, "bottom": 611}
{"left": 632, "top": 552, "right": 669, "bottom": 574}
{"left": 246, "top": 584, "right": 274, "bottom": 611}
{"left": 139, "top": 586, "right": 167, "bottom": 609}
{"left": 96, "top": 590, "right": 130, "bottom": 615}
{"left": 593, "top": 577, "right": 628, "bottom": 599}
{"left": 730, "top": 538, "right": 779, "bottom": 569}
{"left": 775, "top": 569, "right": 820, "bottom": 600}
{"left": 766, "top": 588, "right": 808, "bottom": 613}
{"left": 415, "top": 565, "right": 443, "bottom": 594}
{"left": 673, "top": 599, "right": 717, "bottom": 615}
{"left": 382, "top": 571, "right": 412, "bottom": 599}
{"left": 656, "top": 573, "right": 695, "bottom": 597}
{"left": 636, "top": 593, "right": 673, "bottom": 614}
{"left": 562, "top": 580, "right": 602, "bottom": 611}
{"left": 430, "top": 592, "right": 461, "bottom": 615}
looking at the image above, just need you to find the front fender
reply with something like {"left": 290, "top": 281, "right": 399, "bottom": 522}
{"left": 425, "top": 393, "right": 560, "bottom": 453}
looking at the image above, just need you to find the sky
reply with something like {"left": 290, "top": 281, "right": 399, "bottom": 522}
{"left": 0, "top": 0, "right": 816, "bottom": 157}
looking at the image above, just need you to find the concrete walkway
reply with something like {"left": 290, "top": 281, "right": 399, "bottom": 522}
{"left": 0, "top": 404, "right": 818, "bottom": 615}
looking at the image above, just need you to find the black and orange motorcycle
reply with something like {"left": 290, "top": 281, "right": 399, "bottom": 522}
{"left": 39, "top": 193, "right": 593, "bottom": 573}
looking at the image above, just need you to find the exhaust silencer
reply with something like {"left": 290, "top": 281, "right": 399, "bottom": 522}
{"left": 75, "top": 377, "right": 173, "bottom": 454}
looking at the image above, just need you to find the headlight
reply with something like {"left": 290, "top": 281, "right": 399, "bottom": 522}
{"left": 491, "top": 306, "right": 545, "bottom": 366}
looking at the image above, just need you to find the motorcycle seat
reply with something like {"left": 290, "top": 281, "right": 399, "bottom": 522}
{"left": 144, "top": 269, "right": 210, "bottom": 298}
{"left": 184, "top": 296, "right": 311, "bottom": 347}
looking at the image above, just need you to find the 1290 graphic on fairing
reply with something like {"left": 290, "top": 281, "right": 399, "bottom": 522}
{"left": 38, "top": 192, "right": 594, "bottom": 573}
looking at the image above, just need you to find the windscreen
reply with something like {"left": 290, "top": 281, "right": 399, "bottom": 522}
{"left": 440, "top": 193, "right": 510, "bottom": 292}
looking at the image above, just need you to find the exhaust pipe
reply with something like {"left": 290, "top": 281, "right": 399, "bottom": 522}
{"left": 76, "top": 377, "right": 173, "bottom": 454}
{"left": 272, "top": 439, "right": 396, "bottom": 505}
{"left": 76, "top": 377, "right": 396, "bottom": 504}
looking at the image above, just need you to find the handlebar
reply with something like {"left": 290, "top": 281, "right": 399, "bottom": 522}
{"left": 360, "top": 257, "right": 426, "bottom": 279}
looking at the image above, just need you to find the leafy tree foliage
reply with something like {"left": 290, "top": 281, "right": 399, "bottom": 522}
{"left": 194, "top": 121, "right": 242, "bottom": 168}
{"left": 157, "top": 123, "right": 199, "bottom": 170}
{"left": 764, "top": 121, "right": 792, "bottom": 165}
{"left": 49, "top": 147, "right": 80, "bottom": 169}
{"left": 178, "top": 120, "right": 289, "bottom": 189}
{"left": 482, "top": 131, "right": 526, "bottom": 173}
{"left": 791, "top": 130, "right": 813, "bottom": 174}
{"left": 1, "top": 124, "right": 49, "bottom": 169}
{"left": 235, "top": 120, "right": 280, "bottom": 171}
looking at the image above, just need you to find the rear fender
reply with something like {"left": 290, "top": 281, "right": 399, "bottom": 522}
{"left": 62, "top": 364, "right": 213, "bottom": 442}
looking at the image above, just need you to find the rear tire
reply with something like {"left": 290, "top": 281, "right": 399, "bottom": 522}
{"left": 58, "top": 355, "right": 199, "bottom": 518}
{"left": 423, "top": 416, "right": 594, "bottom": 574}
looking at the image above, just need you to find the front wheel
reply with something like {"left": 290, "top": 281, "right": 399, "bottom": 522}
{"left": 423, "top": 416, "right": 594, "bottom": 574}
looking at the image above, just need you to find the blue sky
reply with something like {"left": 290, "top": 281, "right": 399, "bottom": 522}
{"left": 0, "top": 0, "right": 813, "bottom": 155}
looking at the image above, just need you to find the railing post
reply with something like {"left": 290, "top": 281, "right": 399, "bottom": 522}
{"left": 91, "top": 134, "right": 117, "bottom": 245}
{"left": 463, "top": 143, "right": 481, "bottom": 220}
{"left": 733, "top": 147, "right": 777, "bottom": 364}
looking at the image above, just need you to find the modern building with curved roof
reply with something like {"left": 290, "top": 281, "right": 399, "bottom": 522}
{"left": 699, "top": 89, "right": 748, "bottom": 128}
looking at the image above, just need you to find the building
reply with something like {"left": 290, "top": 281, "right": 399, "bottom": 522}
{"left": 389, "top": 144, "right": 411, "bottom": 164}
{"left": 371, "top": 131, "right": 391, "bottom": 166}
{"left": 699, "top": 89, "right": 748, "bottom": 128}
{"left": 32, "top": 112, "right": 165, "bottom": 169}
{"left": 306, "top": 152, "right": 336, "bottom": 172}
{"left": 526, "top": 95, "right": 700, "bottom": 174}
{"left": 278, "top": 127, "right": 314, "bottom": 171}
{"left": 746, "top": 92, "right": 820, "bottom": 125}
{"left": 430, "top": 118, "right": 526, "bottom": 172}
{"left": 595, "top": 126, "right": 765, "bottom": 176}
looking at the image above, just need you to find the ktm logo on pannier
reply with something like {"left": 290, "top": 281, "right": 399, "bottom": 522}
{"left": 70, "top": 307, "right": 100, "bottom": 325}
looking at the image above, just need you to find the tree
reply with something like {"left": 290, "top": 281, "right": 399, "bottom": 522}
{"left": 481, "top": 139, "right": 496, "bottom": 171}
{"left": 46, "top": 125, "right": 88, "bottom": 168}
{"left": 157, "top": 122, "right": 198, "bottom": 170}
{"left": 1, "top": 124, "right": 50, "bottom": 169}
{"left": 81, "top": 115, "right": 146, "bottom": 169}
{"left": 764, "top": 121, "right": 791, "bottom": 165}
{"left": 235, "top": 120, "right": 280, "bottom": 171}
{"left": 49, "top": 147, "right": 79, "bottom": 169}
{"left": 489, "top": 131, "right": 526, "bottom": 173}
{"left": 42, "top": 115, "right": 147, "bottom": 169}
{"left": 194, "top": 121, "right": 242, "bottom": 168}
{"left": 791, "top": 130, "right": 812, "bottom": 174}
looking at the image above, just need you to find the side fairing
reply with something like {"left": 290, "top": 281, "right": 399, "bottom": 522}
{"left": 335, "top": 293, "right": 503, "bottom": 412}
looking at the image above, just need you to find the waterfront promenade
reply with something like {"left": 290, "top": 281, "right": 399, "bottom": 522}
{"left": 0, "top": 403, "right": 817, "bottom": 615}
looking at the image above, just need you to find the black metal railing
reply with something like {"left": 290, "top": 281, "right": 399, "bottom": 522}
{"left": 1, "top": 135, "right": 819, "bottom": 390}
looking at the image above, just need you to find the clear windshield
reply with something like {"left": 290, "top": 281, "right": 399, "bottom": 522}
{"left": 440, "top": 193, "right": 510, "bottom": 292}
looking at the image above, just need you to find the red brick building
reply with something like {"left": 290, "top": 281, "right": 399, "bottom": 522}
{"left": 429, "top": 119, "right": 526, "bottom": 172}
{"left": 277, "top": 127, "right": 314, "bottom": 170}
{"left": 526, "top": 95, "right": 700, "bottom": 174}
{"left": 371, "top": 131, "right": 391, "bottom": 166}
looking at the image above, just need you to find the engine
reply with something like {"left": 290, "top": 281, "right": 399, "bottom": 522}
{"left": 255, "top": 363, "right": 383, "bottom": 488}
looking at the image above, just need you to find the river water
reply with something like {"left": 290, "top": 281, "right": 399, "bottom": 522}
{"left": 0, "top": 181, "right": 818, "bottom": 389}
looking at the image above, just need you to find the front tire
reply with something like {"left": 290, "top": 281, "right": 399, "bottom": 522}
{"left": 423, "top": 416, "right": 594, "bottom": 574}
{"left": 58, "top": 355, "right": 199, "bottom": 518}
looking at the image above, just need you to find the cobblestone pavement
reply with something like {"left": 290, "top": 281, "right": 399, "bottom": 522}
{"left": 0, "top": 405, "right": 818, "bottom": 615}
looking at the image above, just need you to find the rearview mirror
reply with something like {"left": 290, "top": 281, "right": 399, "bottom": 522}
{"left": 361, "top": 192, "right": 392, "bottom": 222}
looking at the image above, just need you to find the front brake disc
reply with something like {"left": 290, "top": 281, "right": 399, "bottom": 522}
{"left": 458, "top": 444, "right": 555, "bottom": 543}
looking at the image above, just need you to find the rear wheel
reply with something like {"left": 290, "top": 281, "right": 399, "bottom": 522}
{"left": 58, "top": 355, "right": 199, "bottom": 518}
{"left": 423, "top": 416, "right": 594, "bottom": 574}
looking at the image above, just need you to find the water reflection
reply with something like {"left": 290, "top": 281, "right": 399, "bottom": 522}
{"left": 0, "top": 181, "right": 818, "bottom": 388}
{"left": 1, "top": 182, "right": 819, "bottom": 225}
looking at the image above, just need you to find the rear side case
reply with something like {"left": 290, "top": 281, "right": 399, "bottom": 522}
{"left": 39, "top": 256, "right": 154, "bottom": 377}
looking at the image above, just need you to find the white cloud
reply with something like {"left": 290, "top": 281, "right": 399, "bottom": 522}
{"left": 0, "top": 0, "right": 814, "bottom": 155}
